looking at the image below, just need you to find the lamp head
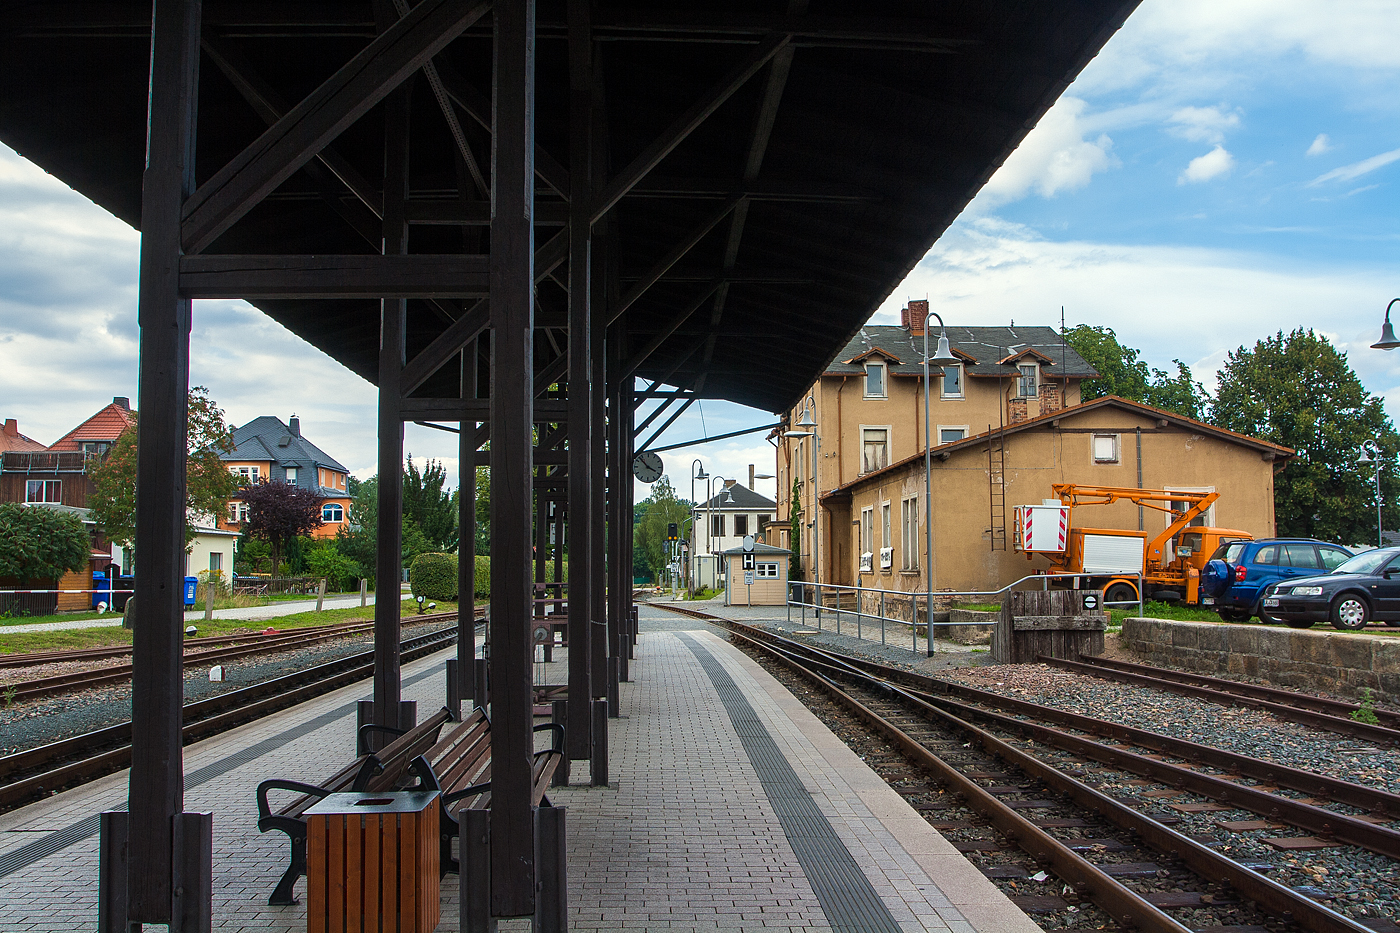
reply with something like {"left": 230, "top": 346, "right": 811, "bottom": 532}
{"left": 1373, "top": 317, "right": 1400, "bottom": 351}
{"left": 796, "top": 408, "right": 817, "bottom": 429}
{"left": 1359, "top": 448, "right": 1374, "bottom": 464}
{"left": 783, "top": 430, "right": 813, "bottom": 438}
{"left": 723, "top": 489, "right": 735, "bottom": 504}
{"left": 929, "top": 333, "right": 959, "bottom": 367}
{"left": 694, "top": 465, "right": 709, "bottom": 481}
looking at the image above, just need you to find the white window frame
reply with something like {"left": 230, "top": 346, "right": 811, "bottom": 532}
{"left": 209, "top": 551, "right": 223, "bottom": 573}
{"left": 1092, "top": 434, "right": 1120, "bottom": 464}
{"left": 228, "top": 501, "right": 249, "bottom": 523}
{"left": 230, "top": 465, "right": 259, "bottom": 483}
{"left": 756, "top": 562, "right": 780, "bottom": 578}
{"left": 860, "top": 424, "right": 891, "bottom": 474}
{"left": 900, "top": 496, "right": 919, "bottom": 571}
{"left": 880, "top": 502, "right": 891, "bottom": 550}
{"left": 860, "top": 506, "right": 873, "bottom": 556}
{"left": 940, "top": 362, "right": 964, "bottom": 399}
{"left": 322, "top": 502, "right": 344, "bottom": 523}
{"left": 937, "top": 424, "right": 969, "bottom": 446}
{"left": 25, "top": 479, "right": 61, "bottom": 503}
{"left": 1017, "top": 362, "right": 1039, "bottom": 398}
{"left": 864, "top": 360, "right": 887, "bottom": 399}
{"left": 284, "top": 466, "right": 298, "bottom": 486}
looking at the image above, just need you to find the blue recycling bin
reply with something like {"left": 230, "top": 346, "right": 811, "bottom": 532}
{"left": 184, "top": 576, "right": 198, "bottom": 606}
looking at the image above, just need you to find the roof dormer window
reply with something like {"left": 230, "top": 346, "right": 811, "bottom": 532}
{"left": 1017, "top": 363, "right": 1039, "bottom": 398}
{"left": 864, "top": 360, "right": 887, "bottom": 398}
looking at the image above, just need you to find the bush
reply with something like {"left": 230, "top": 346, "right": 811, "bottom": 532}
{"left": 474, "top": 555, "right": 489, "bottom": 597}
{"left": 410, "top": 552, "right": 458, "bottom": 600}
{"left": 306, "top": 540, "right": 363, "bottom": 592}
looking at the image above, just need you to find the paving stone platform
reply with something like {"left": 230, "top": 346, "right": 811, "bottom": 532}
{"left": 0, "top": 615, "right": 1040, "bottom": 933}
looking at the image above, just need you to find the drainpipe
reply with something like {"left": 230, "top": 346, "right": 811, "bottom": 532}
{"left": 836, "top": 376, "right": 848, "bottom": 482}
{"left": 1136, "top": 426, "right": 1144, "bottom": 531}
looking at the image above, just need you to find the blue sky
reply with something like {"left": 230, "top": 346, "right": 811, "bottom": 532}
{"left": 2, "top": 1, "right": 1398, "bottom": 507}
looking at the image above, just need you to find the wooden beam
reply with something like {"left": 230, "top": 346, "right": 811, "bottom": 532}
{"left": 619, "top": 279, "right": 722, "bottom": 380}
{"left": 401, "top": 300, "right": 490, "bottom": 395}
{"left": 405, "top": 199, "right": 570, "bottom": 225}
{"left": 590, "top": 33, "right": 790, "bottom": 223}
{"left": 180, "top": 0, "right": 492, "bottom": 253}
{"left": 127, "top": 0, "right": 201, "bottom": 920}
{"left": 399, "top": 398, "right": 567, "bottom": 420}
{"left": 179, "top": 254, "right": 490, "bottom": 298}
{"left": 488, "top": 0, "right": 537, "bottom": 914}
{"left": 608, "top": 198, "right": 739, "bottom": 324}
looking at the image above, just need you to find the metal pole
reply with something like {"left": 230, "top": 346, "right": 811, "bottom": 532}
{"left": 813, "top": 429, "right": 820, "bottom": 624}
{"left": 880, "top": 590, "right": 886, "bottom": 645}
{"left": 1376, "top": 464, "right": 1383, "bottom": 549}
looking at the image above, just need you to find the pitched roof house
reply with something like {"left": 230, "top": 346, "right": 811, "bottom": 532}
{"left": 218, "top": 415, "right": 353, "bottom": 538}
{"left": 0, "top": 419, "right": 46, "bottom": 454}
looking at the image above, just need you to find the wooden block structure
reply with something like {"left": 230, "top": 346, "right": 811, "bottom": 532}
{"left": 305, "top": 792, "right": 440, "bottom": 933}
{"left": 992, "top": 590, "right": 1108, "bottom": 664}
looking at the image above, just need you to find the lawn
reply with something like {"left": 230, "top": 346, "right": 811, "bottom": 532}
{"left": 0, "top": 598, "right": 468, "bottom": 656}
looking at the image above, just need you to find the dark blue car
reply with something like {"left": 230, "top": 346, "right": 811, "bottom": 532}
{"left": 1200, "top": 538, "right": 1354, "bottom": 622}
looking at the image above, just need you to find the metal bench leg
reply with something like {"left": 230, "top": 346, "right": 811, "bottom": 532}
{"left": 460, "top": 808, "right": 494, "bottom": 932}
{"left": 268, "top": 833, "right": 305, "bottom": 905}
{"left": 534, "top": 806, "right": 567, "bottom": 933}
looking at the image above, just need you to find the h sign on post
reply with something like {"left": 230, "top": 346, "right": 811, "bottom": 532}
{"left": 742, "top": 552, "right": 755, "bottom": 571}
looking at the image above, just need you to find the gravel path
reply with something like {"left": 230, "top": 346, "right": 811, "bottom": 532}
{"left": 0, "top": 621, "right": 448, "bottom": 757}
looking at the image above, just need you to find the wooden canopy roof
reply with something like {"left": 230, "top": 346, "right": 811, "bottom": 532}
{"left": 1, "top": 0, "right": 1140, "bottom": 414}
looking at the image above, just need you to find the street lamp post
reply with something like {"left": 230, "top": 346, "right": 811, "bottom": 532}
{"left": 1358, "top": 438, "right": 1385, "bottom": 548}
{"left": 1371, "top": 299, "right": 1400, "bottom": 351}
{"left": 704, "top": 475, "right": 734, "bottom": 589}
{"left": 921, "top": 311, "right": 961, "bottom": 656}
{"left": 690, "top": 460, "right": 708, "bottom": 590}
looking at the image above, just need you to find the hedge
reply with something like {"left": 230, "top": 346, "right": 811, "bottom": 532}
{"left": 410, "top": 552, "right": 458, "bottom": 600}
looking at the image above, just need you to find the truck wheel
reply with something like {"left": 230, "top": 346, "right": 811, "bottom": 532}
{"left": 1105, "top": 582, "right": 1137, "bottom": 609}
{"left": 1330, "top": 595, "right": 1369, "bottom": 631}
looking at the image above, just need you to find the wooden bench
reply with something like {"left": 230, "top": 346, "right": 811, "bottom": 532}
{"left": 404, "top": 707, "right": 564, "bottom": 874}
{"left": 255, "top": 706, "right": 454, "bottom": 905}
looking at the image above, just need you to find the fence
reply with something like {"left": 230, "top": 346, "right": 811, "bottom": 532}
{"left": 230, "top": 574, "right": 320, "bottom": 597}
{"left": 785, "top": 572, "right": 1144, "bottom": 657}
{"left": 0, "top": 588, "right": 135, "bottom": 618}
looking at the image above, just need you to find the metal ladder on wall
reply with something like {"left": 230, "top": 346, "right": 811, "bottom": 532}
{"left": 987, "top": 423, "right": 1007, "bottom": 550}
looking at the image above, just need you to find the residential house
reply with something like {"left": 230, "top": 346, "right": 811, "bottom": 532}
{"left": 0, "top": 419, "right": 46, "bottom": 455}
{"left": 690, "top": 480, "right": 777, "bottom": 589}
{"left": 219, "top": 415, "right": 353, "bottom": 539}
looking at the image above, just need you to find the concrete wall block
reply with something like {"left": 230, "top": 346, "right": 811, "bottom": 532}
{"left": 1372, "top": 642, "right": 1400, "bottom": 675}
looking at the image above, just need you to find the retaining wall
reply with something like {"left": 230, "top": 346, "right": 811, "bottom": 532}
{"left": 1119, "top": 618, "right": 1400, "bottom": 705}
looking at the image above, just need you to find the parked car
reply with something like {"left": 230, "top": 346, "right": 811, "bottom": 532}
{"left": 1261, "top": 547, "right": 1400, "bottom": 631}
{"left": 1200, "top": 538, "right": 1354, "bottom": 622}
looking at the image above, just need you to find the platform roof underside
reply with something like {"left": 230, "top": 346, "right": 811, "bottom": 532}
{"left": 1, "top": 1, "right": 1138, "bottom": 415}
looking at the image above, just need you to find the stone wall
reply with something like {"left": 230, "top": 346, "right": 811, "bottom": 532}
{"left": 1120, "top": 618, "right": 1400, "bottom": 705}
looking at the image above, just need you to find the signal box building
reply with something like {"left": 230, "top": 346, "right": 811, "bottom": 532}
{"left": 723, "top": 542, "right": 791, "bottom": 607}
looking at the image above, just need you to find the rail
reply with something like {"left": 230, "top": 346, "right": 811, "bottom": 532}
{"left": 785, "top": 572, "right": 1144, "bottom": 657}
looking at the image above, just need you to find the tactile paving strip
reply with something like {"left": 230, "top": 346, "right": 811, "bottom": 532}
{"left": 678, "top": 633, "right": 902, "bottom": 933}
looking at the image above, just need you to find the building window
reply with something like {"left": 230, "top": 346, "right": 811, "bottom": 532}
{"left": 1017, "top": 363, "right": 1039, "bottom": 398}
{"left": 864, "top": 361, "right": 886, "bottom": 398}
{"left": 322, "top": 503, "right": 344, "bottom": 523}
{"left": 25, "top": 479, "right": 61, "bottom": 503}
{"left": 228, "top": 501, "right": 249, "bottom": 523}
{"left": 209, "top": 552, "right": 223, "bottom": 573}
{"left": 901, "top": 496, "right": 919, "bottom": 570}
{"left": 757, "top": 513, "right": 771, "bottom": 530}
{"left": 230, "top": 465, "right": 259, "bottom": 483}
{"left": 82, "top": 441, "right": 111, "bottom": 457}
{"left": 938, "top": 426, "right": 967, "bottom": 445}
{"left": 734, "top": 514, "right": 749, "bottom": 537}
{"left": 756, "top": 562, "right": 780, "bottom": 578}
{"left": 711, "top": 514, "right": 726, "bottom": 537}
{"left": 1093, "top": 434, "right": 1120, "bottom": 463}
{"left": 285, "top": 466, "right": 298, "bottom": 486}
{"left": 881, "top": 502, "right": 891, "bottom": 550}
{"left": 941, "top": 363, "right": 963, "bottom": 399}
{"left": 862, "top": 427, "right": 889, "bottom": 473}
{"left": 860, "top": 507, "right": 873, "bottom": 555}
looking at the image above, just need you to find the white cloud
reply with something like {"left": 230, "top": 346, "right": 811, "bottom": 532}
{"left": 1308, "top": 146, "right": 1400, "bottom": 185}
{"left": 979, "top": 97, "right": 1118, "bottom": 205}
{"left": 1167, "top": 105, "right": 1241, "bottom": 144}
{"left": 1307, "top": 133, "right": 1333, "bottom": 156}
{"left": 1178, "top": 146, "right": 1235, "bottom": 184}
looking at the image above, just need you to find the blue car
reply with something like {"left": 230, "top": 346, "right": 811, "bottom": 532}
{"left": 1200, "top": 538, "right": 1354, "bottom": 622}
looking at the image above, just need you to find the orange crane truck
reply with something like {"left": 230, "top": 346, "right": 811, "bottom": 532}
{"left": 1013, "top": 484, "right": 1254, "bottom": 607}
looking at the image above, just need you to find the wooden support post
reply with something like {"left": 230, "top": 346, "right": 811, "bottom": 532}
{"left": 446, "top": 657, "right": 462, "bottom": 720}
{"left": 315, "top": 577, "right": 326, "bottom": 611}
{"left": 551, "top": 699, "right": 570, "bottom": 786}
{"left": 460, "top": 807, "right": 491, "bottom": 933}
{"left": 535, "top": 805, "right": 567, "bottom": 933}
{"left": 98, "top": 812, "right": 130, "bottom": 932}
{"left": 489, "top": 0, "right": 537, "bottom": 916}
{"left": 171, "top": 811, "right": 214, "bottom": 933}
{"left": 590, "top": 698, "right": 608, "bottom": 786}
{"left": 125, "top": 0, "right": 201, "bottom": 921}
{"left": 605, "top": 323, "right": 624, "bottom": 717}
{"left": 373, "top": 75, "right": 411, "bottom": 738}
{"left": 458, "top": 338, "right": 478, "bottom": 704}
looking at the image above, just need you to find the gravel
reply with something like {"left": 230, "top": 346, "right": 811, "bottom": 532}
{"left": 0, "top": 621, "right": 448, "bottom": 757}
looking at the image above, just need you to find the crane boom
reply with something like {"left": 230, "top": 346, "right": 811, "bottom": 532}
{"left": 1050, "top": 484, "right": 1220, "bottom": 566}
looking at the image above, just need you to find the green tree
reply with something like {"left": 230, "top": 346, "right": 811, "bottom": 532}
{"left": 1063, "top": 325, "right": 1210, "bottom": 419}
{"left": 306, "top": 538, "right": 363, "bottom": 591}
{"left": 1210, "top": 328, "right": 1399, "bottom": 543}
{"left": 632, "top": 476, "right": 692, "bottom": 583}
{"left": 89, "top": 386, "right": 239, "bottom": 562}
{"left": 240, "top": 481, "right": 324, "bottom": 577}
{"left": 788, "top": 478, "right": 802, "bottom": 578}
{"left": 0, "top": 502, "right": 90, "bottom": 586}
{"left": 403, "top": 456, "right": 457, "bottom": 551}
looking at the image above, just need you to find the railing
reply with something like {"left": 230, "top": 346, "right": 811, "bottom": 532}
{"left": 785, "top": 572, "right": 1144, "bottom": 657}
{"left": 0, "top": 588, "right": 135, "bottom": 618}
{"left": 231, "top": 574, "right": 320, "bottom": 596}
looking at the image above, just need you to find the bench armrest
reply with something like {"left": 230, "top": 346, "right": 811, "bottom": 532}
{"left": 357, "top": 722, "right": 407, "bottom": 753}
{"left": 532, "top": 722, "right": 565, "bottom": 754}
{"left": 257, "top": 778, "right": 332, "bottom": 822}
{"left": 407, "top": 754, "right": 442, "bottom": 793}
{"left": 443, "top": 781, "right": 492, "bottom": 808}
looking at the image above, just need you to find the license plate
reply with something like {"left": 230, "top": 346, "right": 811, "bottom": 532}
{"left": 1264, "top": 597, "right": 1280, "bottom": 607}
{"left": 1202, "top": 597, "right": 1214, "bottom": 605}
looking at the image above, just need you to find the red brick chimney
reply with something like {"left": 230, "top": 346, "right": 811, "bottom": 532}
{"left": 3, "top": 419, "right": 17, "bottom": 437}
{"left": 906, "top": 299, "right": 929, "bottom": 336}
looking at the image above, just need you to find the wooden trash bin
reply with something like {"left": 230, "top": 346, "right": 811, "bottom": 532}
{"left": 304, "top": 791, "right": 440, "bottom": 933}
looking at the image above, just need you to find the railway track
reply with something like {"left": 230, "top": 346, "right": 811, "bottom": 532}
{"left": 0, "top": 609, "right": 481, "bottom": 703}
{"left": 0, "top": 625, "right": 460, "bottom": 812}
{"left": 648, "top": 603, "right": 1398, "bottom": 932}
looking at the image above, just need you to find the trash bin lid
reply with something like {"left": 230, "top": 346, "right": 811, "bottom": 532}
{"left": 305, "top": 791, "right": 440, "bottom": 816}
